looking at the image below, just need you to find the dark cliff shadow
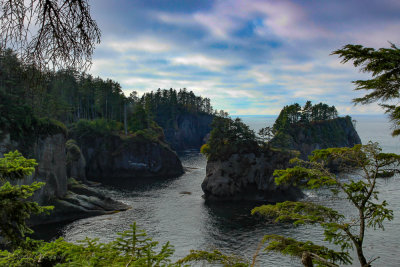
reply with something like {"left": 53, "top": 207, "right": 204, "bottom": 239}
{"left": 93, "top": 174, "right": 184, "bottom": 192}
{"left": 201, "top": 200, "right": 268, "bottom": 230}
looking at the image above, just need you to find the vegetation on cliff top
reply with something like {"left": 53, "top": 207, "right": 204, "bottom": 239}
{"left": 201, "top": 116, "right": 259, "bottom": 160}
{"left": 201, "top": 101, "right": 342, "bottom": 161}
{"left": 273, "top": 101, "right": 338, "bottom": 133}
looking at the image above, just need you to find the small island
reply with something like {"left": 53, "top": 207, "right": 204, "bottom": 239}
{"left": 201, "top": 101, "right": 361, "bottom": 201}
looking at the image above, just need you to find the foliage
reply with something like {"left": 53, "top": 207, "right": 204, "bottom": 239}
{"left": 273, "top": 101, "right": 338, "bottom": 133}
{"left": 252, "top": 142, "right": 398, "bottom": 266}
{"left": 200, "top": 116, "right": 258, "bottom": 160}
{"left": 66, "top": 139, "right": 82, "bottom": 163}
{"left": 260, "top": 235, "right": 350, "bottom": 267}
{"left": 0, "top": 151, "right": 37, "bottom": 181}
{"left": 177, "top": 249, "right": 249, "bottom": 267}
{"left": 139, "top": 88, "right": 214, "bottom": 130}
{"left": 332, "top": 43, "right": 400, "bottom": 136}
{"left": 0, "top": 222, "right": 250, "bottom": 267}
{"left": 70, "top": 118, "right": 123, "bottom": 139}
{"left": 35, "top": 117, "right": 67, "bottom": 137}
{"left": 0, "top": 151, "right": 53, "bottom": 248}
{"left": 128, "top": 103, "right": 149, "bottom": 132}
{"left": 0, "top": 50, "right": 214, "bottom": 150}
{"left": 132, "top": 121, "right": 165, "bottom": 143}
{"left": 258, "top": 126, "right": 274, "bottom": 147}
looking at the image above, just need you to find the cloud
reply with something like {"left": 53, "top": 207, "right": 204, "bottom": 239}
{"left": 170, "top": 55, "right": 230, "bottom": 71}
{"left": 107, "top": 37, "right": 174, "bottom": 53}
{"left": 89, "top": 0, "right": 400, "bottom": 115}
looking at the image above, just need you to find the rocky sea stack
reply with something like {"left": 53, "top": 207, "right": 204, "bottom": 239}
{"left": 201, "top": 108, "right": 362, "bottom": 202}
{"left": 272, "top": 116, "right": 361, "bottom": 159}
{"left": 202, "top": 148, "right": 303, "bottom": 201}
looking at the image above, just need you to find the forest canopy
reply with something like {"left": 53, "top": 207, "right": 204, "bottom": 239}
{"left": 273, "top": 101, "right": 338, "bottom": 133}
{"left": 0, "top": 49, "right": 215, "bottom": 143}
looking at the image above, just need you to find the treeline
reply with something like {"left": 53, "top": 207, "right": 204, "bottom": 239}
{"left": 0, "top": 49, "right": 127, "bottom": 126}
{"left": 138, "top": 88, "right": 213, "bottom": 129}
{"left": 273, "top": 101, "right": 338, "bottom": 132}
{"left": 0, "top": 49, "right": 214, "bottom": 138}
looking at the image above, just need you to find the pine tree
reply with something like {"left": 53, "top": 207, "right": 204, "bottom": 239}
{"left": 252, "top": 142, "right": 398, "bottom": 266}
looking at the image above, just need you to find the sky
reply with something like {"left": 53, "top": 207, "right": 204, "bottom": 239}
{"left": 88, "top": 0, "right": 400, "bottom": 115}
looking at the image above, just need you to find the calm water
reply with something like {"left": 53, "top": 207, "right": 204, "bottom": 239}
{"left": 45, "top": 115, "right": 400, "bottom": 266}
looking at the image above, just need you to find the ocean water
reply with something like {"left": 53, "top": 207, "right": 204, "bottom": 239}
{"left": 40, "top": 115, "right": 400, "bottom": 266}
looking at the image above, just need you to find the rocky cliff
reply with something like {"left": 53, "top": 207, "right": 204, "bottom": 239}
{"left": 201, "top": 149, "right": 303, "bottom": 201}
{"left": 0, "top": 127, "right": 130, "bottom": 225}
{"left": 271, "top": 116, "right": 361, "bottom": 159}
{"left": 163, "top": 113, "right": 213, "bottom": 151}
{"left": 0, "top": 131, "right": 67, "bottom": 203}
{"left": 72, "top": 133, "right": 184, "bottom": 184}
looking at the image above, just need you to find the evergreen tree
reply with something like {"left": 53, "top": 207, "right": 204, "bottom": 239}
{"left": 252, "top": 142, "right": 398, "bottom": 267}
{"left": 0, "top": 151, "right": 53, "bottom": 248}
{"left": 332, "top": 43, "right": 400, "bottom": 136}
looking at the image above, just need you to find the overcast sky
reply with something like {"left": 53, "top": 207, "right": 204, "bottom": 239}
{"left": 88, "top": 0, "right": 400, "bottom": 115}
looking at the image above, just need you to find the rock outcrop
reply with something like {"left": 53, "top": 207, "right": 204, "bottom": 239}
{"left": 0, "top": 128, "right": 129, "bottom": 225}
{"left": 73, "top": 134, "right": 184, "bottom": 184}
{"left": 272, "top": 116, "right": 361, "bottom": 159}
{"left": 163, "top": 113, "right": 213, "bottom": 151}
{"left": 31, "top": 179, "right": 130, "bottom": 225}
{"left": 201, "top": 149, "right": 303, "bottom": 201}
{"left": 0, "top": 131, "right": 67, "bottom": 203}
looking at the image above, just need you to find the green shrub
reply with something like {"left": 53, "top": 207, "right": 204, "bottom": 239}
{"left": 35, "top": 117, "right": 67, "bottom": 136}
{"left": 70, "top": 119, "right": 123, "bottom": 138}
{"left": 66, "top": 140, "right": 82, "bottom": 163}
{"left": 0, "top": 223, "right": 250, "bottom": 266}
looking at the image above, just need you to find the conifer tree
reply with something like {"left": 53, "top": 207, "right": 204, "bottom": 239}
{"left": 332, "top": 43, "right": 400, "bottom": 136}
{"left": 252, "top": 142, "right": 398, "bottom": 266}
{"left": 0, "top": 151, "right": 53, "bottom": 247}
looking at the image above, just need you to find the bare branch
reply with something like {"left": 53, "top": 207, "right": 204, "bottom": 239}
{"left": 0, "top": 0, "right": 100, "bottom": 71}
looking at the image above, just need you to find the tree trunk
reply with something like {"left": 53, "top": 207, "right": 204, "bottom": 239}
{"left": 356, "top": 245, "right": 369, "bottom": 267}
{"left": 124, "top": 101, "right": 127, "bottom": 135}
{"left": 302, "top": 252, "right": 313, "bottom": 267}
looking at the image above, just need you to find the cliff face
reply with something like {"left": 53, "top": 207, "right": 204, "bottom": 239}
{"left": 0, "top": 130, "right": 130, "bottom": 225}
{"left": 74, "top": 134, "right": 184, "bottom": 183}
{"left": 163, "top": 113, "right": 213, "bottom": 151}
{"left": 0, "top": 132, "right": 67, "bottom": 203}
{"left": 201, "top": 149, "right": 303, "bottom": 201}
{"left": 272, "top": 116, "right": 361, "bottom": 159}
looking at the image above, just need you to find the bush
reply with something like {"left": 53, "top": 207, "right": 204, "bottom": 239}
{"left": 70, "top": 119, "right": 123, "bottom": 138}
{"left": 66, "top": 139, "right": 81, "bottom": 163}
{"left": 201, "top": 117, "right": 259, "bottom": 161}
{"left": 35, "top": 117, "right": 67, "bottom": 136}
